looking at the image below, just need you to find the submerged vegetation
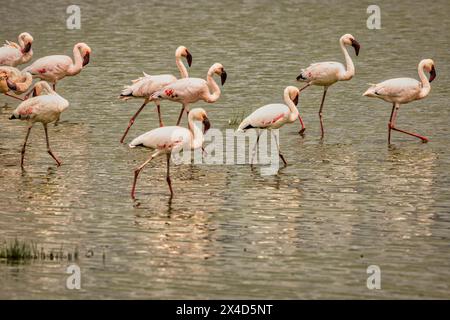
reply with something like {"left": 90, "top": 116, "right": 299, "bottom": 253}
{"left": 228, "top": 108, "right": 248, "bottom": 126}
{"left": 0, "top": 239, "right": 80, "bottom": 262}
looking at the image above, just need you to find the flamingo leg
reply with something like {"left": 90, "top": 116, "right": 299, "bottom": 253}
{"left": 120, "top": 101, "right": 148, "bottom": 143}
{"left": 44, "top": 124, "right": 61, "bottom": 166}
{"left": 4, "top": 92, "right": 24, "bottom": 101}
{"left": 156, "top": 101, "right": 164, "bottom": 127}
{"left": 388, "top": 103, "right": 396, "bottom": 145}
{"left": 298, "top": 115, "right": 306, "bottom": 135}
{"left": 389, "top": 103, "right": 428, "bottom": 144}
{"left": 54, "top": 115, "right": 60, "bottom": 126}
{"left": 166, "top": 153, "right": 174, "bottom": 196}
{"left": 272, "top": 130, "right": 287, "bottom": 166}
{"left": 131, "top": 152, "right": 157, "bottom": 199}
{"left": 250, "top": 130, "right": 262, "bottom": 166}
{"left": 176, "top": 104, "right": 187, "bottom": 126}
{"left": 21, "top": 126, "right": 32, "bottom": 168}
{"left": 318, "top": 86, "right": 328, "bottom": 139}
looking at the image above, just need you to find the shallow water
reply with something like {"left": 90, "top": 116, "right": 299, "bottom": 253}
{"left": 1, "top": 0, "right": 450, "bottom": 299}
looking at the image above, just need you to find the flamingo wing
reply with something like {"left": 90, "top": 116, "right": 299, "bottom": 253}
{"left": 300, "top": 61, "right": 344, "bottom": 84}
{"left": 129, "top": 126, "right": 191, "bottom": 151}
{"left": 121, "top": 74, "right": 176, "bottom": 99}
{"left": 367, "top": 78, "right": 421, "bottom": 99}
{"left": 238, "top": 104, "right": 289, "bottom": 131}
{"left": 153, "top": 78, "right": 206, "bottom": 102}
{"left": 0, "top": 46, "right": 21, "bottom": 66}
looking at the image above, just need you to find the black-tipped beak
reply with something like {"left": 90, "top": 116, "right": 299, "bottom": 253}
{"left": 293, "top": 93, "right": 299, "bottom": 106}
{"left": 296, "top": 74, "right": 302, "bottom": 81}
{"left": 351, "top": 39, "right": 360, "bottom": 56}
{"left": 186, "top": 51, "right": 193, "bottom": 67}
{"left": 32, "top": 86, "right": 38, "bottom": 97}
{"left": 6, "top": 79, "right": 17, "bottom": 91}
{"left": 83, "top": 52, "right": 90, "bottom": 67}
{"left": 203, "top": 117, "right": 211, "bottom": 134}
{"left": 22, "top": 42, "right": 32, "bottom": 54}
{"left": 429, "top": 65, "right": 436, "bottom": 83}
{"left": 220, "top": 70, "right": 227, "bottom": 86}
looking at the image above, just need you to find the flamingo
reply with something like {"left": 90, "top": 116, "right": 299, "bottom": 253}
{"left": 363, "top": 59, "right": 436, "bottom": 145}
{"left": 151, "top": 63, "right": 227, "bottom": 125}
{"left": 0, "top": 66, "right": 33, "bottom": 101}
{"left": 22, "top": 42, "right": 91, "bottom": 91}
{"left": 237, "top": 86, "right": 300, "bottom": 166}
{"left": 296, "top": 34, "right": 360, "bottom": 138}
{"left": 129, "top": 108, "right": 211, "bottom": 199}
{"left": 118, "top": 46, "right": 193, "bottom": 143}
{"left": 9, "top": 81, "right": 69, "bottom": 168}
{"left": 0, "top": 32, "right": 33, "bottom": 67}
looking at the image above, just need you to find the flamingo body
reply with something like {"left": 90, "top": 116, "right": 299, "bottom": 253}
{"left": 238, "top": 103, "right": 296, "bottom": 131}
{"left": 0, "top": 33, "right": 33, "bottom": 67}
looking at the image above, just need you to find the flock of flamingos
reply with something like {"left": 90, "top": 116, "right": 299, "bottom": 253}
{"left": 0, "top": 32, "right": 437, "bottom": 199}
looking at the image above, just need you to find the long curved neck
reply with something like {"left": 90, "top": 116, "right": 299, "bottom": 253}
{"left": 204, "top": 70, "right": 221, "bottom": 103}
{"left": 15, "top": 72, "right": 33, "bottom": 93}
{"left": 340, "top": 39, "right": 355, "bottom": 80}
{"left": 283, "top": 91, "right": 299, "bottom": 122}
{"left": 418, "top": 62, "right": 431, "bottom": 99}
{"left": 66, "top": 46, "right": 83, "bottom": 76}
{"left": 188, "top": 118, "right": 204, "bottom": 149}
{"left": 175, "top": 55, "right": 188, "bottom": 78}
{"left": 18, "top": 37, "right": 25, "bottom": 50}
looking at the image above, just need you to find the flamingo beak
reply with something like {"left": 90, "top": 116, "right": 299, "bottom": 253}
{"left": 186, "top": 51, "right": 193, "bottom": 67}
{"left": 293, "top": 93, "right": 299, "bottom": 106}
{"left": 6, "top": 79, "right": 17, "bottom": 91}
{"left": 22, "top": 42, "right": 32, "bottom": 54}
{"left": 220, "top": 70, "right": 227, "bottom": 86}
{"left": 351, "top": 39, "right": 360, "bottom": 56}
{"left": 82, "top": 52, "right": 90, "bottom": 67}
{"left": 429, "top": 65, "right": 436, "bottom": 83}
{"left": 203, "top": 117, "right": 211, "bottom": 134}
{"left": 32, "top": 86, "right": 38, "bottom": 97}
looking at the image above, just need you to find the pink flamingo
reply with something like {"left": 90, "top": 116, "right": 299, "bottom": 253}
{"left": 129, "top": 108, "right": 210, "bottom": 199}
{"left": 363, "top": 59, "right": 436, "bottom": 145}
{"left": 118, "top": 46, "right": 193, "bottom": 143}
{"left": 296, "top": 34, "right": 360, "bottom": 138}
{"left": 151, "top": 63, "right": 227, "bottom": 125}
{"left": 0, "top": 66, "right": 33, "bottom": 101}
{"left": 237, "top": 86, "right": 300, "bottom": 165}
{"left": 22, "top": 42, "right": 91, "bottom": 91}
{"left": 9, "top": 81, "right": 69, "bottom": 168}
{"left": 0, "top": 32, "right": 33, "bottom": 67}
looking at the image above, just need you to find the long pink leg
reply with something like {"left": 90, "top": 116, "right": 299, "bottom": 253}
{"left": 44, "top": 124, "right": 61, "bottom": 166}
{"left": 272, "top": 131, "right": 287, "bottom": 166}
{"left": 318, "top": 86, "right": 328, "bottom": 139}
{"left": 156, "top": 102, "right": 164, "bottom": 127}
{"left": 389, "top": 103, "right": 428, "bottom": 144}
{"left": 131, "top": 152, "right": 157, "bottom": 199}
{"left": 4, "top": 93, "right": 24, "bottom": 101}
{"left": 166, "top": 153, "right": 174, "bottom": 196}
{"left": 298, "top": 115, "right": 306, "bottom": 135}
{"left": 120, "top": 101, "right": 148, "bottom": 143}
{"left": 176, "top": 104, "right": 187, "bottom": 126}
{"left": 250, "top": 130, "right": 262, "bottom": 167}
{"left": 388, "top": 103, "right": 396, "bottom": 145}
{"left": 21, "top": 126, "right": 32, "bottom": 168}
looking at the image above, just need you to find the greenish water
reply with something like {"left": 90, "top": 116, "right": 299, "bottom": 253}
{"left": 1, "top": 0, "right": 449, "bottom": 299}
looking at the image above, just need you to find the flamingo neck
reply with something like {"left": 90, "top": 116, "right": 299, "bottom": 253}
{"left": 340, "top": 39, "right": 355, "bottom": 81}
{"left": 67, "top": 46, "right": 83, "bottom": 76}
{"left": 283, "top": 91, "right": 299, "bottom": 122}
{"left": 205, "top": 70, "right": 221, "bottom": 103}
{"left": 188, "top": 118, "right": 204, "bottom": 149}
{"left": 175, "top": 54, "right": 189, "bottom": 78}
{"left": 14, "top": 72, "right": 33, "bottom": 93}
{"left": 418, "top": 61, "right": 431, "bottom": 99}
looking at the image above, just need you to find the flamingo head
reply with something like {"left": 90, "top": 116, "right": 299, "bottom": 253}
{"left": 422, "top": 59, "right": 436, "bottom": 83}
{"left": 19, "top": 32, "right": 33, "bottom": 54}
{"left": 209, "top": 63, "right": 227, "bottom": 86}
{"left": 341, "top": 34, "right": 360, "bottom": 56}
{"left": 286, "top": 86, "right": 300, "bottom": 106}
{"left": 76, "top": 43, "right": 91, "bottom": 67}
{"left": 176, "top": 46, "right": 192, "bottom": 67}
{"left": 190, "top": 108, "right": 211, "bottom": 134}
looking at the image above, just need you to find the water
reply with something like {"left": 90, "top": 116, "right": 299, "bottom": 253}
{"left": 1, "top": 0, "right": 450, "bottom": 299}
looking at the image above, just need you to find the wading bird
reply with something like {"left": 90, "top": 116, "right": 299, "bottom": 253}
{"left": 129, "top": 108, "right": 211, "bottom": 199}
{"left": 22, "top": 42, "right": 91, "bottom": 91}
{"left": 151, "top": 63, "right": 227, "bottom": 125}
{"left": 0, "top": 32, "right": 33, "bottom": 67}
{"left": 363, "top": 59, "right": 436, "bottom": 144}
{"left": 118, "top": 46, "right": 193, "bottom": 143}
{"left": 0, "top": 66, "right": 33, "bottom": 100}
{"left": 237, "top": 86, "right": 300, "bottom": 166}
{"left": 9, "top": 81, "right": 69, "bottom": 168}
{"left": 296, "top": 34, "right": 360, "bottom": 138}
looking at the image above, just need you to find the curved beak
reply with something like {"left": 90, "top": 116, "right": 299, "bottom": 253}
{"left": 429, "top": 65, "right": 436, "bottom": 83}
{"left": 293, "top": 93, "right": 299, "bottom": 106}
{"left": 22, "top": 42, "right": 32, "bottom": 54}
{"left": 351, "top": 39, "right": 360, "bottom": 56}
{"left": 186, "top": 51, "right": 193, "bottom": 67}
{"left": 220, "top": 70, "right": 227, "bottom": 86}
{"left": 6, "top": 79, "right": 17, "bottom": 91}
{"left": 32, "top": 86, "right": 38, "bottom": 97}
{"left": 82, "top": 52, "right": 90, "bottom": 67}
{"left": 202, "top": 117, "right": 211, "bottom": 134}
